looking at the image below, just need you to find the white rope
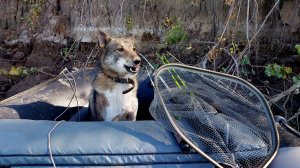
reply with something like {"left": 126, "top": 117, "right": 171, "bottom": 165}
{"left": 48, "top": 68, "right": 79, "bottom": 167}
{"left": 55, "top": 68, "right": 79, "bottom": 121}
{"left": 48, "top": 120, "right": 65, "bottom": 168}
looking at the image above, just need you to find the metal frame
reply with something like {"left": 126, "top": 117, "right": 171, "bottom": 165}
{"left": 154, "top": 63, "right": 279, "bottom": 168}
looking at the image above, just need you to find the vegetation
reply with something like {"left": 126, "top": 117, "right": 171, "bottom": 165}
{"left": 61, "top": 41, "right": 80, "bottom": 63}
{"left": 293, "top": 74, "right": 300, "bottom": 84}
{"left": 264, "top": 64, "right": 292, "bottom": 79}
{"left": 126, "top": 15, "right": 134, "bottom": 31}
{"left": 0, "top": 67, "right": 38, "bottom": 80}
{"left": 22, "top": 0, "right": 45, "bottom": 28}
{"left": 136, "top": 0, "right": 300, "bottom": 130}
{"left": 240, "top": 55, "right": 256, "bottom": 78}
{"left": 295, "top": 44, "right": 300, "bottom": 56}
{"left": 165, "top": 23, "right": 188, "bottom": 45}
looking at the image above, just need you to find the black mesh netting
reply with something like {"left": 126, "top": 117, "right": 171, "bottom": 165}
{"left": 149, "top": 64, "right": 278, "bottom": 168}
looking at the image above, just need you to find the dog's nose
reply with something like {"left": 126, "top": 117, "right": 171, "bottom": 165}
{"left": 133, "top": 59, "right": 141, "bottom": 65}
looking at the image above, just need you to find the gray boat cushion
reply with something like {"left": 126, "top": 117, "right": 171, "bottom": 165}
{"left": 0, "top": 119, "right": 212, "bottom": 167}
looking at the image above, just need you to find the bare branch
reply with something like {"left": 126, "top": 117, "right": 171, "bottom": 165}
{"left": 288, "top": 106, "right": 300, "bottom": 122}
{"left": 268, "top": 81, "right": 300, "bottom": 104}
{"left": 239, "top": 0, "right": 281, "bottom": 57}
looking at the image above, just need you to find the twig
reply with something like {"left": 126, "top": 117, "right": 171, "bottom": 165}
{"left": 239, "top": 0, "right": 281, "bottom": 58}
{"left": 282, "top": 93, "right": 291, "bottom": 109}
{"left": 219, "top": 0, "right": 236, "bottom": 40}
{"left": 142, "top": 0, "right": 147, "bottom": 19}
{"left": 116, "top": 0, "right": 125, "bottom": 27}
{"left": 139, "top": 53, "right": 171, "bottom": 92}
{"left": 223, "top": 49, "right": 240, "bottom": 76}
{"left": 287, "top": 106, "right": 300, "bottom": 122}
{"left": 246, "top": 0, "right": 250, "bottom": 42}
{"left": 268, "top": 81, "right": 300, "bottom": 104}
{"left": 235, "top": 0, "right": 242, "bottom": 26}
{"left": 37, "top": 70, "right": 56, "bottom": 77}
{"left": 272, "top": 101, "right": 289, "bottom": 118}
{"left": 166, "top": 51, "right": 183, "bottom": 64}
{"left": 146, "top": 66, "right": 155, "bottom": 87}
{"left": 139, "top": 53, "right": 155, "bottom": 70}
{"left": 80, "top": 0, "right": 85, "bottom": 24}
{"left": 199, "top": 55, "right": 208, "bottom": 68}
{"left": 0, "top": 58, "right": 22, "bottom": 62}
{"left": 37, "top": 69, "right": 57, "bottom": 77}
{"left": 84, "top": 44, "right": 98, "bottom": 68}
{"left": 189, "top": 40, "right": 216, "bottom": 44}
{"left": 200, "top": 0, "right": 236, "bottom": 69}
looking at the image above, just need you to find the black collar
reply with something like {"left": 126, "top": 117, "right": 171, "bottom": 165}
{"left": 107, "top": 75, "right": 135, "bottom": 94}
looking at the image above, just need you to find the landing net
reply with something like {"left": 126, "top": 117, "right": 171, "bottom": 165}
{"left": 149, "top": 64, "right": 278, "bottom": 168}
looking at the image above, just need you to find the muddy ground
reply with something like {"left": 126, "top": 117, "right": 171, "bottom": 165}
{"left": 1, "top": 36, "right": 299, "bottom": 105}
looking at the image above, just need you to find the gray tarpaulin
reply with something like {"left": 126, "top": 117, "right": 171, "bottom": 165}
{"left": 0, "top": 68, "right": 97, "bottom": 120}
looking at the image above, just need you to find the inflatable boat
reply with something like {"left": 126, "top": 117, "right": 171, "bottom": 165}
{"left": 0, "top": 66, "right": 299, "bottom": 168}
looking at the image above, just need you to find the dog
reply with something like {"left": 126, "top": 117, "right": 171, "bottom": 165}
{"left": 89, "top": 31, "right": 141, "bottom": 121}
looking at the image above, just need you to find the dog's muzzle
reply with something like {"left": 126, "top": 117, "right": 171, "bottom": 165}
{"left": 125, "top": 58, "right": 141, "bottom": 73}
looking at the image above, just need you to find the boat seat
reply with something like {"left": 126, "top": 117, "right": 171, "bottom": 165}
{"left": 0, "top": 119, "right": 213, "bottom": 167}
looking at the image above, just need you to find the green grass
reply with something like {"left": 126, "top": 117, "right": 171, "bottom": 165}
{"left": 165, "top": 23, "right": 188, "bottom": 45}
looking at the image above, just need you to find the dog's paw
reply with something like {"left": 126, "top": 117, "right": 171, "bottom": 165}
{"left": 112, "top": 112, "right": 136, "bottom": 121}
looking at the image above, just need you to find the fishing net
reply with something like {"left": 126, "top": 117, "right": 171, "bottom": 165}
{"left": 149, "top": 64, "right": 278, "bottom": 168}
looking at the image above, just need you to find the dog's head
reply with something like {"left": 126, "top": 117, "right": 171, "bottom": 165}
{"left": 98, "top": 31, "right": 141, "bottom": 78}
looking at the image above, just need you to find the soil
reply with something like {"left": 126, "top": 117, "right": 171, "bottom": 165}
{"left": 1, "top": 37, "right": 299, "bottom": 101}
{"left": 0, "top": 38, "right": 99, "bottom": 100}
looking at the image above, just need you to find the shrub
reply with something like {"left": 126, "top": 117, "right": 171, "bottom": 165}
{"left": 264, "top": 63, "right": 292, "bottom": 79}
{"left": 165, "top": 23, "right": 188, "bottom": 45}
{"left": 295, "top": 44, "right": 300, "bottom": 56}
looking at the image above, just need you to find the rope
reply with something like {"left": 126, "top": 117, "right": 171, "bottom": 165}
{"left": 48, "top": 68, "right": 80, "bottom": 167}
{"left": 48, "top": 120, "right": 65, "bottom": 168}
{"left": 55, "top": 68, "right": 79, "bottom": 121}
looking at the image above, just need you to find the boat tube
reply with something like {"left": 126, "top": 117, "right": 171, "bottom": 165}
{"left": 0, "top": 68, "right": 299, "bottom": 167}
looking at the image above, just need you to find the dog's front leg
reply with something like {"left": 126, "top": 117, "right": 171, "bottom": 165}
{"left": 112, "top": 111, "right": 136, "bottom": 121}
{"left": 89, "top": 90, "right": 108, "bottom": 121}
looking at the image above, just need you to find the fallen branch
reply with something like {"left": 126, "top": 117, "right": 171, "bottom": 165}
{"left": 37, "top": 69, "right": 57, "bottom": 77}
{"left": 287, "top": 106, "right": 300, "bottom": 122}
{"left": 268, "top": 81, "right": 300, "bottom": 104}
{"left": 0, "top": 58, "right": 22, "bottom": 62}
{"left": 166, "top": 51, "right": 183, "bottom": 64}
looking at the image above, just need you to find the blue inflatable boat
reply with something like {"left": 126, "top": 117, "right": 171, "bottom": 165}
{"left": 0, "top": 67, "right": 299, "bottom": 168}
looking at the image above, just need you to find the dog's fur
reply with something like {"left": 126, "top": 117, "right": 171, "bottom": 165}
{"left": 89, "top": 31, "right": 141, "bottom": 121}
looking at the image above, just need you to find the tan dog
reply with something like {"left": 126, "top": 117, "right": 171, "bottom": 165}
{"left": 89, "top": 31, "right": 141, "bottom": 121}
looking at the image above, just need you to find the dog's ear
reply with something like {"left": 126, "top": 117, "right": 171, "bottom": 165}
{"left": 98, "top": 31, "right": 111, "bottom": 48}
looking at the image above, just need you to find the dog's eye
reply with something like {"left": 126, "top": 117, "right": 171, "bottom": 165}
{"left": 133, "top": 47, "right": 137, "bottom": 52}
{"left": 117, "top": 47, "right": 124, "bottom": 51}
